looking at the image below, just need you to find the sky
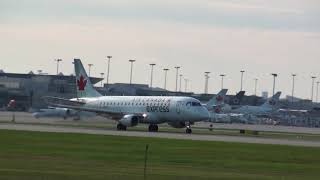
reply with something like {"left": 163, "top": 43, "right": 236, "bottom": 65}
{"left": 0, "top": 0, "right": 320, "bottom": 99}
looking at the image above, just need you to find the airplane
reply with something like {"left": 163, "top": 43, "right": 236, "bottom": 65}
{"left": 231, "top": 91, "right": 282, "bottom": 118}
{"left": 228, "top": 91, "right": 245, "bottom": 107}
{"left": 203, "top": 89, "right": 228, "bottom": 113}
{"left": 218, "top": 91, "right": 246, "bottom": 113}
{"left": 201, "top": 89, "right": 247, "bottom": 123}
{"left": 44, "top": 59, "right": 210, "bottom": 134}
{"left": 208, "top": 91, "right": 281, "bottom": 124}
{"left": 32, "top": 107, "right": 96, "bottom": 120}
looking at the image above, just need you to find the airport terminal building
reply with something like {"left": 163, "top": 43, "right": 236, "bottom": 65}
{"left": 0, "top": 71, "right": 102, "bottom": 110}
{"left": 1, "top": 71, "right": 319, "bottom": 127}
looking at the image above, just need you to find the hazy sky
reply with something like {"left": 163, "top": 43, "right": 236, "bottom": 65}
{"left": 1, "top": 0, "right": 320, "bottom": 99}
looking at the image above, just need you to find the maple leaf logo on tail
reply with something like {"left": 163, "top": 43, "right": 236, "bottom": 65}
{"left": 269, "top": 99, "right": 276, "bottom": 106}
{"left": 77, "top": 75, "right": 87, "bottom": 91}
{"left": 216, "top": 95, "right": 223, "bottom": 102}
{"left": 214, "top": 106, "right": 221, "bottom": 113}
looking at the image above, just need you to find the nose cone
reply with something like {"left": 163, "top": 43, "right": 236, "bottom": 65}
{"left": 199, "top": 107, "right": 210, "bottom": 121}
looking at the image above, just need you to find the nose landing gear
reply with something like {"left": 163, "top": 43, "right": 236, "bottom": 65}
{"left": 117, "top": 123, "right": 127, "bottom": 131}
{"left": 186, "top": 125, "right": 192, "bottom": 134}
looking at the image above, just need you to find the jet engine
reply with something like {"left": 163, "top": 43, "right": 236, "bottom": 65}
{"left": 119, "top": 114, "right": 140, "bottom": 127}
{"left": 168, "top": 122, "right": 186, "bottom": 128}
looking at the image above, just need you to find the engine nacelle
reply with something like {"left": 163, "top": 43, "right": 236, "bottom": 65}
{"left": 119, "top": 114, "right": 139, "bottom": 127}
{"left": 168, "top": 122, "right": 186, "bottom": 128}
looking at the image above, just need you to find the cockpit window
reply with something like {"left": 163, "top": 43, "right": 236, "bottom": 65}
{"left": 192, "top": 102, "right": 201, "bottom": 106}
{"left": 186, "top": 102, "right": 192, "bottom": 106}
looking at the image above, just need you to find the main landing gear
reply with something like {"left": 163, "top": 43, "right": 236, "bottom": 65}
{"left": 148, "top": 124, "right": 158, "bottom": 132}
{"left": 117, "top": 123, "right": 127, "bottom": 131}
{"left": 186, "top": 127, "right": 192, "bottom": 134}
{"left": 186, "top": 123, "right": 192, "bottom": 134}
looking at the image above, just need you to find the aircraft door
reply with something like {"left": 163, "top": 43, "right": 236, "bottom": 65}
{"left": 176, "top": 101, "right": 183, "bottom": 114}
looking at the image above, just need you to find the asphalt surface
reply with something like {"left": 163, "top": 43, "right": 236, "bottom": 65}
{"left": 2, "top": 112, "right": 320, "bottom": 134}
{"left": 196, "top": 122, "right": 320, "bottom": 134}
{"left": 1, "top": 123, "right": 320, "bottom": 147}
{"left": 1, "top": 111, "right": 320, "bottom": 147}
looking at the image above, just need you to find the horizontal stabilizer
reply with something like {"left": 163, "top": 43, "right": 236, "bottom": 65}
{"left": 43, "top": 96, "right": 125, "bottom": 120}
{"left": 43, "top": 96, "right": 85, "bottom": 107}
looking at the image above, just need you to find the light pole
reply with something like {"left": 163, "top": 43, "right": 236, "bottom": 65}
{"left": 88, "top": 64, "right": 93, "bottom": 77}
{"left": 149, "top": 63, "right": 156, "bottom": 88}
{"left": 174, "top": 66, "right": 180, "bottom": 92}
{"left": 179, "top": 74, "right": 183, "bottom": 92}
{"left": 129, "top": 59, "right": 136, "bottom": 84}
{"left": 271, "top": 73, "right": 278, "bottom": 95}
{"left": 54, "top": 59, "right": 62, "bottom": 75}
{"left": 184, "top": 78, "right": 189, "bottom": 92}
{"left": 163, "top": 68, "right": 169, "bottom": 90}
{"left": 100, "top": 73, "right": 104, "bottom": 87}
{"left": 254, "top": 78, "right": 258, "bottom": 96}
{"left": 316, "top": 81, "right": 320, "bottom": 103}
{"left": 204, "top": 72, "right": 210, "bottom": 94}
{"left": 220, "top": 74, "right": 225, "bottom": 90}
{"left": 106, "top": 56, "right": 112, "bottom": 85}
{"left": 291, "top": 74, "right": 296, "bottom": 102}
{"left": 240, "top": 70, "right": 245, "bottom": 91}
{"left": 311, "top": 76, "right": 316, "bottom": 101}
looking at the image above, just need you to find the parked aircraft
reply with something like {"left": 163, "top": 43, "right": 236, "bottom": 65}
{"left": 204, "top": 89, "right": 228, "bottom": 113}
{"left": 209, "top": 91, "right": 281, "bottom": 124}
{"left": 232, "top": 92, "right": 281, "bottom": 115}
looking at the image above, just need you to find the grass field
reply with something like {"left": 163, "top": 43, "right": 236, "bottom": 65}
{"left": 0, "top": 130, "right": 320, "bottom": 180}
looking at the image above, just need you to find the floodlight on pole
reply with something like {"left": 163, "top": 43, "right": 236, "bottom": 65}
{"left": 179, "top": 74, "right": 183, "bottom": 92}
{"left": 240, "top": 70, "right": 245, "bottom": 91}
{"left": 174, "top": 66, "right": 181, "bottom": 92}
{"left": 149, "top": 63, "right": 156, "bottom": 88}
{"left": 291, "top": 74, "right": 296, "bottom": 102}
{"left": 129, "top": 59, "right": 136, "bottom": 84}
{"left": 271, "top": 73, "right": 278, "bottom": 95}
{"left": 100, "top": 73, "right": 104, "bottom": 87}
{"left": 204, "top": 72, "right": 210, "bottom": 94}
{"left": 311, "top": 76, "right": 316, "bottom": 101}
{"left": 88, "top": 64, "right": 93, "bottom": 77}
{"left": 220, "top": 74, "right": 225, "bottom": 90}
{"left": 316, "top": 81, "right": 320, "bottom": 103}
{"left": 106, "top": 56, "right": 112, "bottom": 85}
{"left": 163, "top": 68, "right": 169, "bottom": 90}
{"left": 184, "top": 78, "right": 189, "bottom": 92}
{"left": 254, "top": 78, "right": 258, "bottom": 96}
{"left": 54, "top": 59, "right": 62, "bottom": 75}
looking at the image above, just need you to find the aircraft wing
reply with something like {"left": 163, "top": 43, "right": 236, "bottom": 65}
{"left": 43, "top": 96, "right": 125, "bottom": 119}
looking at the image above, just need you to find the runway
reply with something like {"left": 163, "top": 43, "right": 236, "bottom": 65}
{"left": 196, "top": 122, "right": 320, "bottom": 134}
{"left": 1, "top": 123, "right": 320, "bottom": 147}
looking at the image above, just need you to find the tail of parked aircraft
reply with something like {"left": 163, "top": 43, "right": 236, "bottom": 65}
{"left": 206, "top": 89, "right": 228, "bottom": 111}
{"left": 74, "top": 59, "right": 102, "bottom": 98}
{"left": 229, "top": 91, "right": 245, "bottom": 105}
{"left": 261, "top": 91, "right": 281, "bottom": 108}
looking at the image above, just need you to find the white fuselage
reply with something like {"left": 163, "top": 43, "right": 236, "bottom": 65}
{"left": 232, "top": 105, "right": 274, "bottom": 115}
{"left": 71, "top": 96, "right": 210, "bottom": 124}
